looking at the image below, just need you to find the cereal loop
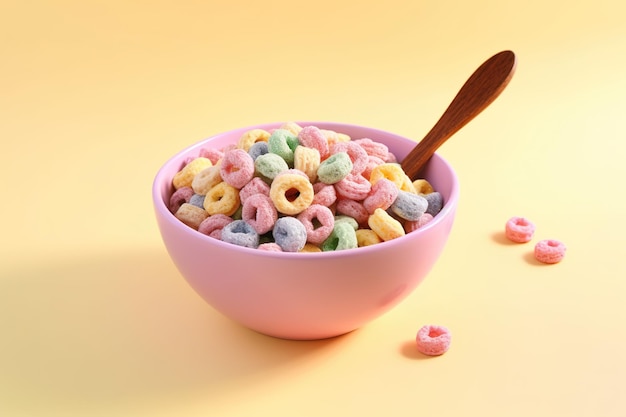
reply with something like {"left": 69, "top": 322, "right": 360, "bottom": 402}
{"left": 172, "top": 157, "right": 213, "bottom": 189}
{"left": 415, "top": 325, "right": 451, "bottom": 356}
{"left": 312, "top": 182, "right": 337, "bottom": 207}
{"left": 363, "top": 178, "right": 399, "bottom": 214}
{"left": 355, "top": 229, "right": 383, "bottom": 247}
{"left": 220, "top": 149, "right": 255, "bottom": 189}
{"left": 242, "top": 194, "right": 278, "bottom": 234}
{"left": 369, "top": 163, "right": 406, "bottom": 190}
{"left": 413, "top": 179, "right": 435, "bottom": 195}
{"left": 331, "top": 141, "right": 368, "bottom": 175}
{"left": 294, "top": 145, "right": 321, "bottom": 183}
{"left": 254, "top": 153, "right": 289, "bottom": 181}
{"left": 296, "top": 204, "right": 335, "bottom": 245}
{"left": 505, "top": 216, "right": 536, "bottom": 243}
{"left": 334, "top": 173, "right": 372, "bottom": 200}
{"left": 239, "top": 177, "right": 271, "bottom": 204}
{"left": 237, "top": 129, "right": 270, "bottom": 151}
{"left": 336, "top": 199, "right": 369, "bottom": 225}
{"left": 268, "top": 129, "right": 299, "bottom": 165}
{"left": 191, "top": 161, "right": 223, "bottom": 195}
{"left": 169, "top": 186, "right": 194, "bottom": 213}
{"left": 321, "top": 222, "right": 358, "bottom": 252}
{"left": 299, "top": 243, "right": 322, "bottom": 253}
{"left": 368, "top": 208, "right": 405, "bottom": 241}
{"left": 390, "top": 191, "right": 428, "bottom": 221}
{"left": 174, "top": 203, "right": 209, "bottom": 230}
{"left": 203, "top": 182, "right": 241, "bottom": 216}
{"left": 298, "top": 125, "right": 330, "bottom": 160}
{"left": 269, "top": 173, "right": 314, "bottom": 215}
{"left": 279, "top": 122, "right": 303, "bottom": 136}
{"left": 221, "top": 220, "right": 260, "bottom": 249}
{"left": 273, "top": 217, "right": 308, "bottom": 252}
{"left": 405, "top": 213, "right": 434, "bottom": 233}
{"left": 534, "top": 239, "right": 566, "bottom": 264}
{"left": 198, "top": 213, "right": 233, "bottom": 239}
{"left": 317, "top": 152, "right": 353, "bottom": 184}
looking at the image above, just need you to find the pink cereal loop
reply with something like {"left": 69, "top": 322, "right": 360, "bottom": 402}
{"left": 334, "top": 173, "right": 372, "bottom": 200}
{"left": 296, "top": 204, "right": 335, "bottom": 245}
{"left": 534, "top": 239, "right": 566, "bottom": 264}
{"left": 239, "top": 177, "right": 271, "bottom": 204}
{"left": 405, "top": 213, "right": 434, "bottom": 233}
{"left": 312, "top": 182, "right": 337, "bottom": 207}
{"left": 331, "top": 141, "right": 368, "bottom": 175}
{"left": 220, "top": 148, "right": 255, "bottom": 189}
{"left": 199, "top": 147, "right": 224, "bottom": 165}
{"left": 415, "top": 325, "right": 451, "bottom": 356}
{"left": 353, "top": 137, "right": 389, "bottom": 160}
{"left": 258, "top": 242, "right": 283, "bottom": 252}
{"left": 336, "top": 199, "right": 369, "bottom": 225}
{"left": 198, "top": 214, "right": 233, "bottom": 239}
{"left": 505, "top": 216, "right": 536, "bottom": 243}
{"left": 242, "top": 193, "right": 278, "bottom": 234}
{"left": 169, "top": 186, "right": 194, "bottom": 213}
{"left": 362, "top": 155, "right": 386, "bottom": 180}
{"left": 298, "top": 125, "right": 330, "bottom": 160}
{"left": 363, "top": 178, "right": 399, "bottom": 214}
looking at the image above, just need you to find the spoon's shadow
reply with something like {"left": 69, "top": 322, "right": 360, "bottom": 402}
{"left": 0, "top": 247, "right": 354, "bottom": 414}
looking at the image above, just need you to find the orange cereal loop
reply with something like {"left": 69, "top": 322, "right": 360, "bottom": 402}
{"left": 413, "top": 179, "right": 435, "bottom": 195}
{"left": 269, "top": 173, "right": 314, "bottom": 215}
{"left": 299, "top": 243, "right": 322, "bottom": 253}
{"left": 280, "top": 122, "right": 304, "bottom": 136}
{"left": 174, "top": 203, "right": 209, "bottom": 229}
{"left": 191, "top": 160, "right": 223, "bottom": 195}
{"left": 369, "top": 163, "right": 406, "bottom": 190}
{"left": 203, "top": 182, "right": 241, "bottom": 216}
{"left": 294, "top": 145, "right": 321, "bottom": 183}
{"left": 172, "top": 157, "right": 213, "bottom": 189}
{"left": 355, "top": 229, "right": 383, "bottom": 247}
{"left": 237, "top": 129, "right": 270, "bottom": 151}
{"left": 368, "top": 208, "right": 405, "bottom": 241}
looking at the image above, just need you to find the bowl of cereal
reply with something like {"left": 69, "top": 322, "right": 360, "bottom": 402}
{"left": 152, "top": 121, "right": 459, "bottom": 340}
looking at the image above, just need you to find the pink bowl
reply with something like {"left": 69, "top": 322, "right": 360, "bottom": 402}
{"left": 152, "top": 122, "right": 459, "bottom": 340}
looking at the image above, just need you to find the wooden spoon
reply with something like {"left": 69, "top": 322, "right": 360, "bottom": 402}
{"left": 401, "top": 50, "right": 517, "bottom": 180}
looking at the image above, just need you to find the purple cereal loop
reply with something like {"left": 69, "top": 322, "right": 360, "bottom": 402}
{"left": 296, "top": 204, "right": 335, "bottom": 245}
{"left": 221, "top": 220, "right": 260, "bottom": 248}
{"left": 242, "top": 193, "right": 278, "bottom": 234}
{"left": 220, "top": 148, "right": 255, "bottom": 189}
{"left": 169, "top": 186, "right": 194, "bottom": 213}
{"left": 198, "top": 214, "right": 233, "bottom": 239}
{"left": 272, "top": 217, "right": 307, "bottom": 252}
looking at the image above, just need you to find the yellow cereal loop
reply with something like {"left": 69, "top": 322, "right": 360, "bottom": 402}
{"left": 368, "top": 208, "right": 406, "bottom": 241}
{"left": 294, "top": 145, "right": 321, "bottom": 183}
{"left": 203, "top": 182, "right": 241, "bottom": 216}
{"left": 172, "top": 157, "right": 213, "bottom": 189}
{"left": 299, "top": 243, "right": 322, "bottom": 253}
{"left": 174, "top": 203, "right": 209, "bottom": 230}
{"left": 413, "top": 179, "right": 435, "bottom": 195}
{"left": 401, "top": 174, "right": 417, "bottom": 194}
{"left": 355, "top": 229, "right": 383, "bottom": 247}
{"left": 191, "top": 160, "right": 223, "bottom": 195}
{"left": 279, "top": 122, "right": 303, "bottom": 136}
{"left": 237, "top": 129, "right": 270, "bottom": 151}
{"left": 369, "top": 163, "right": 406, "bottom": 189}
{"left": 269, "top": 173, "right": 314, "bottom": 215}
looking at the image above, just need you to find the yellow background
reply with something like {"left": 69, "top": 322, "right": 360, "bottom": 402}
{"left": 1, "top": 0, "right": 625, "bottom": 416}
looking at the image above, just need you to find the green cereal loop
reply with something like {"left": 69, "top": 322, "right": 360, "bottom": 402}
{"left": 334, "top": 215, "right": 359, "bottom": 230}
{"left": 268, "top": 129, "right": 299, "bottom": 165}
{"left": 321, "top": 222, "right": 358, "bottom": 252}
{"left": 317, "top": 152, "right": 353, "bottom": 184}
{"left": 254, "top": 153, "right": 289, "bottom": 180}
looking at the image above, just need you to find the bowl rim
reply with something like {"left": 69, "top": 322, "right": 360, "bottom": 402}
{"left": 152, "top": 121, "right": 460, "bottom": 259}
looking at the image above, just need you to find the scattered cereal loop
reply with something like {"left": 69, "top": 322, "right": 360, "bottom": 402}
{"left": 415, "top": 325, "right": 451, "bottom": 356}
{"left": 534, "top": 239, "right": 566, "bottom": 264}
{"left": 505, "top": 216, "right": 536, "bottom": 243}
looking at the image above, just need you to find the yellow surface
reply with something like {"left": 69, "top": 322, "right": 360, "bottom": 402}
{"left": 1, "top": 1, "right": 625, "bottom": 416}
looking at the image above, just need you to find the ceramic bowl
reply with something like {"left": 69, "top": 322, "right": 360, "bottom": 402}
{"left": 152, "top": 122, "right": 459, "bottom": 340}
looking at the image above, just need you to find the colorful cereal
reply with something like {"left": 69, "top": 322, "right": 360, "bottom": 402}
{"left": 534, "top": 239, "right": 566, "bottom": 264}
{"left": 505, "top": 216, "right": 536, "bottom": 243}
{"left": 415, "top": 325, "right": 451, "bottom": 356}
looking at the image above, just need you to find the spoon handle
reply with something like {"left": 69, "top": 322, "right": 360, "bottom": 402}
{"left": 401, "top": 50, "right": 517, "bottom": 180}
